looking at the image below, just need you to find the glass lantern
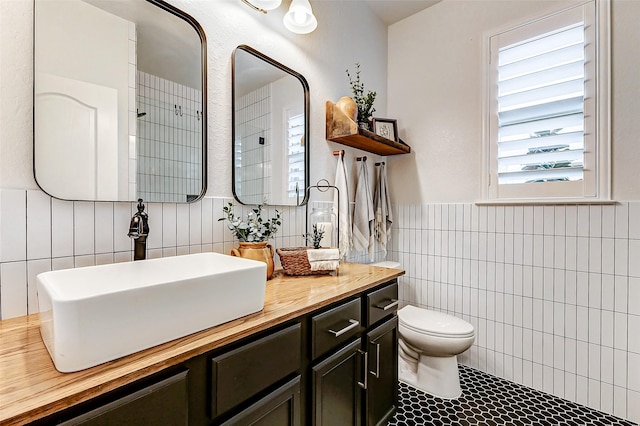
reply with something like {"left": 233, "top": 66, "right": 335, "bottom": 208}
{"left": 309, "top": 206, "right": 337, "bottom": 248}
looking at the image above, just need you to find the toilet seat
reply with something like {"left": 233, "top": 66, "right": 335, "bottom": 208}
{"left": 398, "top": 306, "right": 474, "bottom": 338}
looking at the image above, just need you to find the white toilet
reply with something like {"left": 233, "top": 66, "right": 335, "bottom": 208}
{"left": 397, "top": 305, "right": 475, "bottom": 399}
{"left": 371, "top": 260, "right": 476, "bottom": 399}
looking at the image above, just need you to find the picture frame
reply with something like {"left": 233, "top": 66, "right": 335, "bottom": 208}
{"left": 371, "top": 118, "right": 398, "bottom": 142}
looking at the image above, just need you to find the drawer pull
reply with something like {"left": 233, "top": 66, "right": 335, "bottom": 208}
{"left": 327, "top": 319, "right": 359, "bottom": 337}
{"left": 357, "top": 349, "right": 368, "bottom": 390}
{"left": 369, "top": 342, "right": 380, "bottom": 378}
{"left": 376, "top": 299, "right": 399, "bottom": 311}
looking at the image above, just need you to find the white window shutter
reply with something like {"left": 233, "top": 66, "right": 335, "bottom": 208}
{"left": 485, "top": 1, "right": 609, "bottom": 202}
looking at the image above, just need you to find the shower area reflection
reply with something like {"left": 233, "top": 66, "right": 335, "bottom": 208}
{"left": 136, "top": 70, "right": 203, "bottom": 203}
{"left": 234, "top": 84, "right": 272, "bottom": 205}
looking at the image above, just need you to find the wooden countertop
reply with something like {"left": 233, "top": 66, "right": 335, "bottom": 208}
{"left": 0, "top": 262, "right": 403, "bottom": 425}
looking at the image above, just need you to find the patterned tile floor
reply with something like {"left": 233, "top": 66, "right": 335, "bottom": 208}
{"left": 389, "top": 365, "right": 637, "bottom": 426}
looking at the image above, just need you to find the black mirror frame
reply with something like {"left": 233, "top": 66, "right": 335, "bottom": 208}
{"left": 32, "top": 0, "right": 208, "bottom": 203}
{"left": 231, "top": 44, "right": 310, "bottom": 207}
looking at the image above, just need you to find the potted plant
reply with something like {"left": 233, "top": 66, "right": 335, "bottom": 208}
{"left": 346, "top": 63, "right": 377, "bottom": 129}
{"left": 219, "top": 202, "right": 281, "bottom": 279}
{"left": 303, "top": 223, "right": 326, "bottom": 249}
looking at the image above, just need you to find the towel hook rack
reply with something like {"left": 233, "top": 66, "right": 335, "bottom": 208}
{"left": 333, "top": 150, "right": 345, "bottom": 157}
{"left": 356, "top": 156, "right": 367, "bottom": 162}
{"left": 375, "top": 161, "right": 385, "bottom": 166}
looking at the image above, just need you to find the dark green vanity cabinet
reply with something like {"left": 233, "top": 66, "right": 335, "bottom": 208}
{"left": 30, "top": 280, "right": 399, "bottom": 426}
{"left": 310, "top": 281, "right": 399, "bottom": 426}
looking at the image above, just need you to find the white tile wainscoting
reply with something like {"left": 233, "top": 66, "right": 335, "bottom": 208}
{"left": 0, "top": 190, "right": 305, "bottom": 319}
{"left": 0, "top": 191, "right": 386, "bottom": 320}
{"left": 388, "top": 202, "right": 640, "bottom": 424}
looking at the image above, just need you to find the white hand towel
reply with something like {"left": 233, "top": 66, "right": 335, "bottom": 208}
{"left": 353, "top": 159, "right": 375, "bottom": 261}
{"left": 333, "top": 151, "right": 352, "bottom": 259}
{"left": 374, "top": 163, "right": 393, "bottom": 255}
{"left": 307, "top": 248, "right": 340, "bottom": 271}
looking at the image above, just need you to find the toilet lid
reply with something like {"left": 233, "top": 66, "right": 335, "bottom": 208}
{"left": 398, "top": 305, "right": 474, "bottom": 338}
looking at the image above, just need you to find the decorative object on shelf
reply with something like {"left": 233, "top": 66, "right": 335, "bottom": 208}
{"left": 326, "top": 101, "right": 411, "bottom": 156}
{"left": 219, "top": 202, "right": 281, "bottom": 279}
{"left": 276, "top": 246, "right": 339, "bottom": 276}
{"left": 345, "top": 63, "right": 376, "bottom": 129}
{"left": 336, "top": 96, "right": 358, "bottom": 123}
{"left": 371, "top": 118, "right": 399, "bottom": 142}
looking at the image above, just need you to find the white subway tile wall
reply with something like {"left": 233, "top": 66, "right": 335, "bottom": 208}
{"left": 235, "top": 85, "right": 272, "bottom": 204}
{"left": 389, "top": 203, "right": 640, "bottom": 423}
{"left": 128, "top": 23, "right": 137, "bottom": 199}
{"left": 0, "top": 190, "right": 307, "bottom": 320}
{"left": 136, "top": 71, "right": 203, "bottom": 202}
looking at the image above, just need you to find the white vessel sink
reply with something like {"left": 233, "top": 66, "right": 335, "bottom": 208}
{"left": 37, "top": 253, "right": 267, "bottom": 373}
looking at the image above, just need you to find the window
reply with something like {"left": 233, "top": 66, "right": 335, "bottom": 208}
{"left": 484, "top": 1, "right": 610, "bottom": 202}
{"left": 286, "top": 111, "right": 305, "bottom": 200}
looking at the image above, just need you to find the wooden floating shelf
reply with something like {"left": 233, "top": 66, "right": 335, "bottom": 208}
{"left": 325, "top": 101, "right": 411, "bottom": 156}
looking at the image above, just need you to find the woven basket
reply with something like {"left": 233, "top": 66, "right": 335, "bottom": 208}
{"left": 276, "top": 247, "right": 334, "bottom": 276}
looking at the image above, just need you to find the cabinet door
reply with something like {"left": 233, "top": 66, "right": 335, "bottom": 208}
{"left": 365, "top": 316, "right": 398, "bottom": 426}
{"left": 220, "top": 376, "right": 301, "bottom": 426}
{"left": 312, "top": 339, "right": 363, "bottom": 426}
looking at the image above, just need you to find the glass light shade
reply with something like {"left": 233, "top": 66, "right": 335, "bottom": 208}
{"left": 283, "top": 0, "right": 317, "bottom": 34}
{"left": 251, "top": 0, "right": 281, "bottom": 11}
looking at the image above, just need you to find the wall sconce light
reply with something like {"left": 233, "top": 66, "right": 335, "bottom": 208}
{"left": 241, "top": 0, "right": 317, "bottom": 34}
{"left": 240, "top": 0, "right": 282, "bottom": 14}
{"left": 283, "top": 0, "right": 317, "bottom": 34}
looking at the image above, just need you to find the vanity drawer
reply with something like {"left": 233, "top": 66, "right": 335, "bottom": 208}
{"left": 58, "top": 370, "right": 188, "bottom": 425}
{"left": 210, "top": 323, "right": 301, "bottom": 418}
{"left": 311, "top": 298, "right": 362, "bottom": 360}
{"left": 365, "top": 281, "right": 399, "bottom": 327}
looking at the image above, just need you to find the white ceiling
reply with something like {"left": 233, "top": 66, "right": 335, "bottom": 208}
{"left": 363, "top": 0, "right": 442, "bottom": 26}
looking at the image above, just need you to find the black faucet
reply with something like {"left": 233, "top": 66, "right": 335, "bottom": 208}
{"left": 128, "top": 198, "right": 149, "bottom": 261}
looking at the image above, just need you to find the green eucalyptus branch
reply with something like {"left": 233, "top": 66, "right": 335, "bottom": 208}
{"left": 346, "top": 63, "right": 377, "bottom": 124}
{"left": 219, "top": 202, "right": 281, "bottom": 243}
{"left": 303, "top": 223, "right": 326, "bottom": 249}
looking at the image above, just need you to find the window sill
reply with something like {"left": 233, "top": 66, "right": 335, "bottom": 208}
{"left": 475, "top": 199, "right": 617, "bottom": 206}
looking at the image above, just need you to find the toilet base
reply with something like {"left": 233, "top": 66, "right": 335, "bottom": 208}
{"left": 398, "top": 353, "right": 462, "bottom": 399}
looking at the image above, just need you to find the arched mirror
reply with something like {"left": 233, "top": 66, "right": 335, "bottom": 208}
{"left": 34, "top": 0, "right": 207, "bottom": 203}
{"left": 232, "top": 45, "right": 310, "bottom": 206}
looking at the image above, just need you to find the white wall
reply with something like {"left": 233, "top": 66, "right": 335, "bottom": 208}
{"left": 387, "top": 1, "right": 640, "bottom": 423}
{"left": 387, "top": 0, "right": 640, "bottom": 204}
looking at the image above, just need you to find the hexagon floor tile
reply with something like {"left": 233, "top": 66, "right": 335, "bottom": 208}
{"left": 388, "top": 364, "right": 636, "bottom": 426}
